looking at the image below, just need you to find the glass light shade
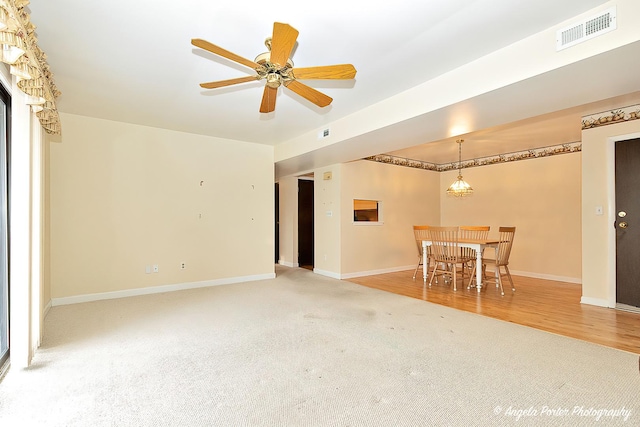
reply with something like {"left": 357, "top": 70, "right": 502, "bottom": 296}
{"left": 447, "top": 175, "right": 474, "bottom": 197}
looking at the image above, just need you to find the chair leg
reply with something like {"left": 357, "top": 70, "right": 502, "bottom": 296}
{"left": 427, "top": 261, "right": 439, "bottom": 287}
{"left": 496, "top": 266, "right": 505, "bottom": 296}
{"left": 467, "top": 262, "right": 477, "bottom": 289}
{"left": 412, "top": 256, "right": 422, "bottom": 280}
{"left": 430, "top": 258, "right": 440, "bottom": 283}
{"left": 504, "top": 265, "right": 516, "bottom": 292}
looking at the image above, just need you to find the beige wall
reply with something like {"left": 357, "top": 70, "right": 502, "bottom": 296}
{"left": 440, "top": 153, "right": 582, "bottom": 282}
{"left": 49, "top": 113, "right": 274, "bottom": 300}
{"left": 582, "top": 119, "right": 640, "bottom": 306}
{"left": 340, "top": 160, "right": 440, "bottom": 276}
{"left": 276, "top": 165, "right": 344, "bottom": 276}
{"left": 314, "top": 164, "right": 342, "bottom": 276}
{"left": 289, "top": 154, "right": 581, "bottom": 281}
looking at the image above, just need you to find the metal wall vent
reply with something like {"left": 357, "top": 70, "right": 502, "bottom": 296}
{"left": 556, "top": 6, "right": 616, "bottom": 51}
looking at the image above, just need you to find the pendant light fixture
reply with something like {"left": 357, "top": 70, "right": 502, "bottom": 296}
{"left": 446, "top": 139, "right": 473, "bottom": 197}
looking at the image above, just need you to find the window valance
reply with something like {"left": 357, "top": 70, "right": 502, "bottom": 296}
{"left": 0, "top": 0, "right": 60, "bottom": 134}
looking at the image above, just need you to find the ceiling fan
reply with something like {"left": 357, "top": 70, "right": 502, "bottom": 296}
{"left": 191, "top": 22, "right": 357, "bottom": 113}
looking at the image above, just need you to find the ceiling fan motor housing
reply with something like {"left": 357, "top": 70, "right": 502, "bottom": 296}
{"left": 266, "top": 72, "right": 282, "bottom": 88}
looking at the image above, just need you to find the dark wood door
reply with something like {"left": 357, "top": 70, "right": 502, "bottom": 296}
{"left": 298, "top": 179, "right": 314, "bottom": 268}
{"left": 274, "top": 182, "right": 279, "bottom": 263}
{"left": 615, "top": 138, "right": 640, "bottom": 308}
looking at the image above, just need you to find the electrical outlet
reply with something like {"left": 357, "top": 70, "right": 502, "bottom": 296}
{"left": 153, "top": 264, "right": 159, "bottom": 273}
{"left": 180, "top": 262, "right": 186, "bottom": 269}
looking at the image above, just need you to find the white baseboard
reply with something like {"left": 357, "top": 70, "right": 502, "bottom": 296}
{"left": 51, "top": 273, "right": 276, "bottom": 306}
{"left": 335, "top": 266, "right": 580, "bottom": 284}
{"left": 581, "top": 296, "right": 614, "bottom": 308}
{"left": 278, "top": 260, "right": 299, "bottom": 268}
{"left": 340, "top": 265, "right": 415, "bottom": 280}
{"left": 312, "top": 269, "right": 341, "bottom": 279}
{"left": 509, "top": 269, "right": 581, "bottom": 284}
{"left": 43, "top": 300, "right": 52, "bottom": 318}
{"left": 315, "top": 265, "right": 578, "bottom": 281}
{"left": 615, "top": 303, "right": 640, "bottom": 313}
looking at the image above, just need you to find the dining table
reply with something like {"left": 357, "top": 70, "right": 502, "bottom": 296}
{"left": 422, "top": 238, "right": 499, "bottom": 292}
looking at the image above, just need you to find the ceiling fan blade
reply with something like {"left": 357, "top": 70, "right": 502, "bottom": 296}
{"left": 285, "top": 80, "right": 333, "bottom": 108}
{"left": 260, "top": 85, "right": 278, "bottom": 113}
{"left": 200, "top": 76, "right": 259, "bottom": 89}
{"left": 292, "top": 64, "right": 357, "bottom": 80}
{"left": 269, "top": 23, "right": 299, "bottom": 67}
{"left": 191, "top": 38, "right": 261, "bottom": 70}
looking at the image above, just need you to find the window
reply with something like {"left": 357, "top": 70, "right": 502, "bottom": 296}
{"left": 353, "top": 199, "right": 382, "bottom": 224}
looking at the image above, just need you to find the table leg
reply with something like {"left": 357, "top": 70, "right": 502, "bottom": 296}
{"left": 423, "top": 244, "right": 427, "bottom": 281}
{"left": 475, "top": 246, "right": 483, "bottom": 292}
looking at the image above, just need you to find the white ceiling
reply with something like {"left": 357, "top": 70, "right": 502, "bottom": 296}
{"left": 388, "top": 91, "right": 640, "bottom": 164}
{"left": 28, "top": 0, "right": 639, "bottom": 174}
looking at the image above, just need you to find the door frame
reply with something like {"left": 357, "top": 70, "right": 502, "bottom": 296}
{"left": 607, "top": 131, "right": 640, "bottom": 308}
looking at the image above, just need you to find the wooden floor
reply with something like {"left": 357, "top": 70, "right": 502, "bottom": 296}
{"left": 346, "top": 269, "right": 640, "bottom": 354}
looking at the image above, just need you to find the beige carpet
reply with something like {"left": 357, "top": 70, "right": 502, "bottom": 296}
{"left": 0, "top": 266, "right": 638, "bottom": 426}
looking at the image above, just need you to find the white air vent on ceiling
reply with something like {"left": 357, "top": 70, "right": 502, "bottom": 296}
{"left": 318, "top": 128, "right": 330, "bottom": 140}
{"left": 556, "top": 6, "right": 616, "bottom": 51}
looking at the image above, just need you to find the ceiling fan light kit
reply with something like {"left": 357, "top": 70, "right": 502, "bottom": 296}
{"left": 192, "top": 22, "right": 357, "bottom": 113}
